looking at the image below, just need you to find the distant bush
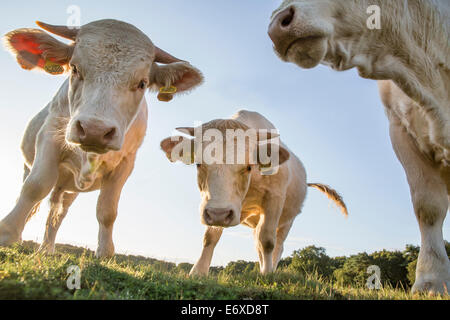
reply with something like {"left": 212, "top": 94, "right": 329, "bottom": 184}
{"left": 176, "top": 263, "right": 194, "bottom": 274}
{"left": 223, "top": 260, "right": 258, "bottom": 275}
{"left": 209, "top": 266, "right": 225, "bottom": 275}
{"left": 289, "top": 246, "right": 337, "bottom": 278}
{"left": 332, "top": 250, "right": 408, "bottom": 288}
{"left": 333, "top": 252, "right": 373, "bottom": 286}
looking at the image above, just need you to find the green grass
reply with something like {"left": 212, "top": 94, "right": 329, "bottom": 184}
{"left": 0, "top": 241, "right": 448, "bottom": 300}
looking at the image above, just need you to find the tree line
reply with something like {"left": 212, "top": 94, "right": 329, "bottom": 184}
{"left": 176, "top": 242, "right": 450, "bottom": 289}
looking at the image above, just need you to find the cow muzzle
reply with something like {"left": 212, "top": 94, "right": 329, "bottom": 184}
{"left": 67, "top": 118, "right": 121, "bottom": 154}
{"left": 203, "top": 207, "right": 237, "bottom": 227}
{"left": 268, "top": 5, "right": 328, "bottom": 68}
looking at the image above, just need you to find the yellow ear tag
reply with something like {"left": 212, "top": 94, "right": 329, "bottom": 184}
{"left": 44, "top": 60, "right": 64, "bottom": 75}
{"left": 259, "top": 162, "right": 272, "bottom": 169}
{"left": 159, "top": 85, "right": 177, "bottom": 94}
{"left": 89, "top": 159, "right": 97, "bottom": 174}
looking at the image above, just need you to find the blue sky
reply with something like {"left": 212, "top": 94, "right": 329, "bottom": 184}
{"left": 0, "top": 0, "right": 447, "bottom": 266}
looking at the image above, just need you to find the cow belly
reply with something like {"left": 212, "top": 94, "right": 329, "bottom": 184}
{"left": 21, "top": 106, "right": 50, "bottom": 167}
{"left": 382, "top": 81, "right": 448, "bottom": 166}
{"left": 391, "top": 103, "right": 447, "bottom": 165}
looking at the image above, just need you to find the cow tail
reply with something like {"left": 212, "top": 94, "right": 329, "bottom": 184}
{"left": 22, "top": 164, "right": 41, "bottom": 222}
{"left": 307, "top": 183, "right": 348, "bottom": 217}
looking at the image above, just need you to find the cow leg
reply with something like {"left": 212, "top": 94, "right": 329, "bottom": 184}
{"left": 255, "top": 199, "right": 283, "bottom": 275}
{"left": 190, "top": 226, "right": 223, "bottom": 276}
{"left": 38, "top": 190, "right": 78, "bottom": 254}
{"left": 389, "top": 119, "right": 450, "bottom": 295}
{"left": 272, "top": 220, "right": 294, "bottom": 271}
{"left": 0, "top": 129, "right": 60, "bottom": 246}
{"left": 253, "top": 228, "right": 264, "bottom": 269}
{"left": 95, "top": 154, "right": 136, "bottom": 258}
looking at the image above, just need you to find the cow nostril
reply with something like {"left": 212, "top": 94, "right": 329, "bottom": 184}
{"left": 204, "top": 210, "right": 213, "bottom": 224}
{"left": 225, "top": 210, "right": 234, "bottom": 223}
{"left": 103, "top": 127, "right": 116, "bottom": 142}
{"left": 281, "top": 7, "right": 295, "bottom": 27}
{"left": 76, "top": 120, "right": 86, "bottom": 140}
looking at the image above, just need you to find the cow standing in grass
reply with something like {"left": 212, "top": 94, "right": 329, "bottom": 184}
{"left": 160, "top": 110, "right": 347, "bottom": 275}
{"left": 0, "top": 19, "right": 203, "bottom": 257}
{"left": 268, "top": 0, "right": 450, "bottom": 294}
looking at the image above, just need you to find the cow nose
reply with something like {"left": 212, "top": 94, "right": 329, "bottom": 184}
{"left": 268, "top": 6, "right": 296, "bottom": 47}
{"left": 204, "top": 207, "right": 235, "bottom": 226}
{"left": 73, "top": 119, "right": 118, "bottom": 152}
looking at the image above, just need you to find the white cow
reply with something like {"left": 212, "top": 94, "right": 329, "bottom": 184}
{"left": 0, "top": 20, "right": 203, "bottom": 257}
{"left": 160, "top": 110, "right": 347, "bottom": 275}
{"left": 268, "top": 0, "right": 449, "bottom": 294}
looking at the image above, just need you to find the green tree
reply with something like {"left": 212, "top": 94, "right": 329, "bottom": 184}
{"left": 370, "top": 250, "right": 408, "bottom": 287}
{"left": 209, "top": 266, "right": 225, "bottom": 275}
{"left": 333, "top": 252, "right": 373, "bottom": 286}
{"left": 331, "top": 256, "right": 347, "bottom": 270}
{"left": 289, "top": 246, "right": 335, "bottom": 278}
{"left": 224, "top": 260, "right": 257, "bottom": 275}
{"left": 403, "top": 244, "right": 420, "bottom": 286}
{"left": 403, "top": 244, "right": 420, "bottom": 264}
{"left": 277, "top": 256, "right": 292, "bottom": 269}
{"left": 406, "top": 259, "right": 417, "bottom": 286}
{"left": 176, "top": 263, "right": 194, "bottom": 274}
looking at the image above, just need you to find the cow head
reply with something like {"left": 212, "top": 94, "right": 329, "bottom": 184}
{"left": 4, "top": 19, "right": 203, "bottom": 154}
{"left": 268, "top": 0, "right": 335, "bottom": 69}
{"left": 268, "top": 0, "right": 376, "bottom": 71}
{"left": 160, "top": 120, "right": 290, "bottom": 227}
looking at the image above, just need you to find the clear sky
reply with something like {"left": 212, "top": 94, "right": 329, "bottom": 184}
{"left": 0, "top": 0, "right": 448, "bottom": 266}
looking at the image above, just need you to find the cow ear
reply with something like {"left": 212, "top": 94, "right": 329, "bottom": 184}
{"left": 149, "top": 62, "right": 203, "bottom": 102}
{"left": 160, "top": 136, "right": 195, "bottom": 164}
{"left": 278, "top": 146, "right": 290, "bottom": 165}
{"left": 3, "top": 28, "right": 73, "bottom": 75}
{"left": 257, "top": 143, "right": 290, "bottom": 172}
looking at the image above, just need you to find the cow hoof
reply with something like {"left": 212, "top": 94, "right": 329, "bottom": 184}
{"left": 0, "top": 221, "right": 21, "bottom": 246}
{"left": 260, "top": 268, "right": 274, "bottom": 275}
{"left": 95, "top": 245, "right": 115, "bottom": 258}
{"left": 412, "top": 278, "right": 450, "bottom": 296}
{"left": 189, "top": 268, "right": 208, "bottom": 277}
{"left": 37, "top": 243, "right": 56, "bottom": 255}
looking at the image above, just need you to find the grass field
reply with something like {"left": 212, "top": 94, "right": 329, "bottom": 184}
{"left": 0, "top": 241, "right": 448, "bottom": 300}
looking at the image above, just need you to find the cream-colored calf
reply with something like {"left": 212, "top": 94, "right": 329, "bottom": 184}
{"left": 161, "top": 110, "right": 347, "bottom": 275}
{"left": 0, "top": 19, "right": 203, "bottom": 257}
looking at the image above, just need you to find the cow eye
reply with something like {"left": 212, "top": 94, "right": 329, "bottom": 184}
{"left": 247, "top": 165, "right": 252, "bottom": 172}
{"left": 138, "top": 80, "right": 147, "bottom": 90}
{"left": 71, "top": 64, "right": 78, "bottom": 74}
